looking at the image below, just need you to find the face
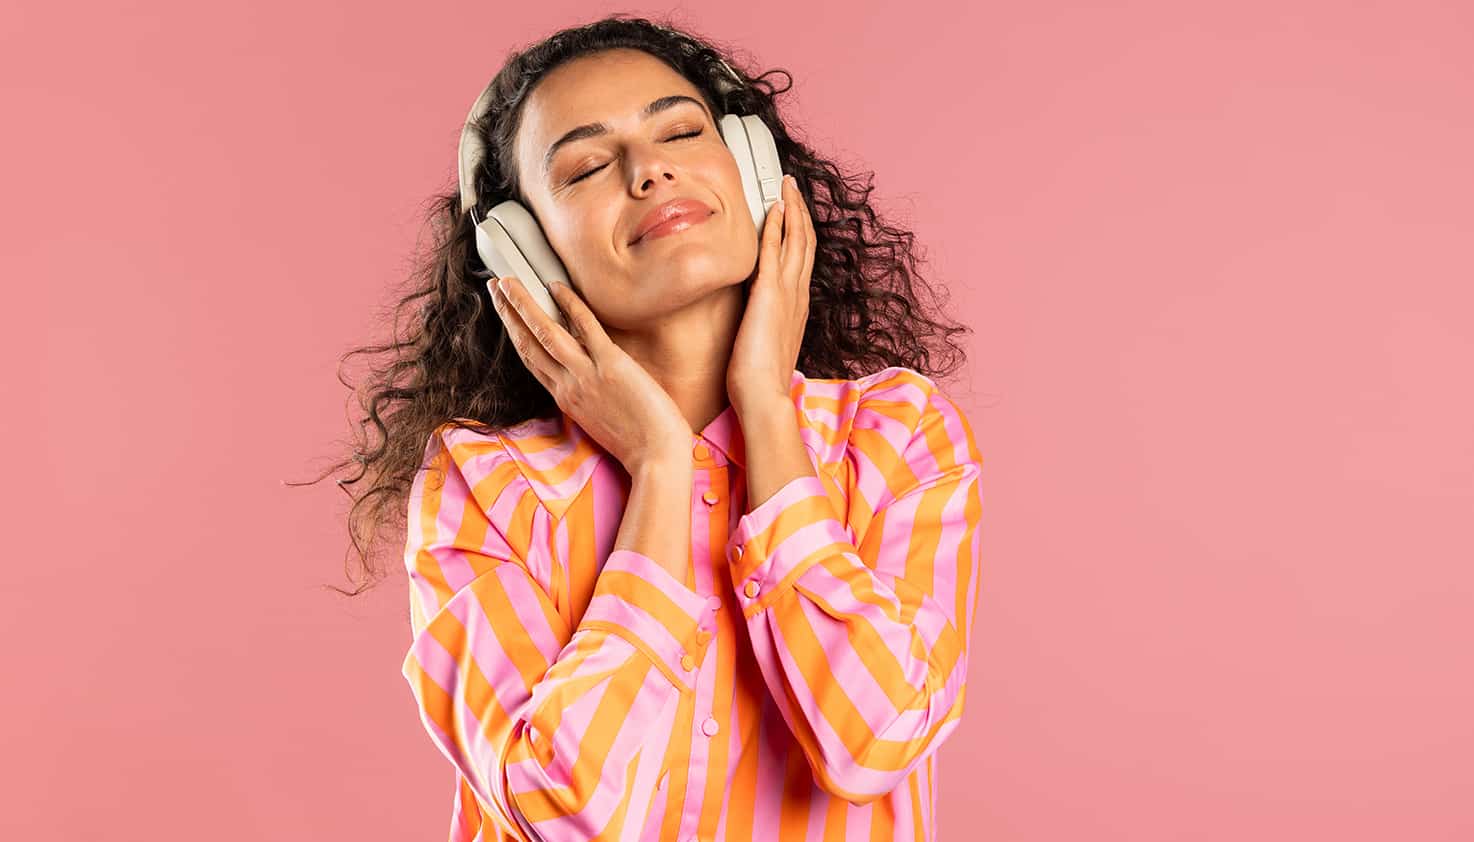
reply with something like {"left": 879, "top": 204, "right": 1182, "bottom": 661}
{"left": 512, "top": 49, "right": 759, "bottom": 331}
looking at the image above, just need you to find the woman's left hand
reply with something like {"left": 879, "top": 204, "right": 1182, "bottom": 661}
{"left": 727, "top": 173, "right": 816, "bottom": 413}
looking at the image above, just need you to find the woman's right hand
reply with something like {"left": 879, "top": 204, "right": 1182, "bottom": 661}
{"left": 488, "top": 276, "right": 692, "bottom": 475}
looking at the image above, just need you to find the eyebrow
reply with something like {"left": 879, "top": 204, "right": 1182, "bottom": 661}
{"left": 542, "top": 94, "right": 713, "bottom": 177}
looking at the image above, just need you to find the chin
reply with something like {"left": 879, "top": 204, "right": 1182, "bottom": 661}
{"left": 624, "top": 263, "right": 745, "bottom": 316}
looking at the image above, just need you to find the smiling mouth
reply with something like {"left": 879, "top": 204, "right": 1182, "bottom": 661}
{"left": 632, "top": 209, "right": 715, "bottom": 246}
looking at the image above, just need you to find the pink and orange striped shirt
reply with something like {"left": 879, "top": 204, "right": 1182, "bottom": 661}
{"left": 400, "top": 365, "right": 984, "bottom": 841}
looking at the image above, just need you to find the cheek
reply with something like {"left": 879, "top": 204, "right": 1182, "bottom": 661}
{"left": 548, "top": 205, "right": 620, "bottom": 259}
{"left": 714, "top": 160, "right": 744, "bottom": 212}
{"left": 729, "top": 212, "right": 761, "bottom": 267}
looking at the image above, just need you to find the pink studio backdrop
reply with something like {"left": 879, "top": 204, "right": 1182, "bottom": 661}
{"left": 3, "top": 1, "right": 1471, "bottom": 839}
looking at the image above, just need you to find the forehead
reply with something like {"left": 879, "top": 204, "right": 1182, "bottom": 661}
{"left": 516, "top": 49, "right": 704, "bottom": 167}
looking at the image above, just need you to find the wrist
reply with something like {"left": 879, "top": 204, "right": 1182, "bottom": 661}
{"left": 629, "top": 454, "right": 694, "bottom": 481}
{"left": 730, "top": 381, "right": 791, "bottom": 417}
{"left": 736, "top": 396, "right": 798, "bottom": 431}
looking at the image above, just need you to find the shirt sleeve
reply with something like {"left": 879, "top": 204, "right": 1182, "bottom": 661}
{"left": 400, "top": 426, "right": 715, "bottom": 841}
{"left": 725, "top": 381, "right": 984, "bottom": 805}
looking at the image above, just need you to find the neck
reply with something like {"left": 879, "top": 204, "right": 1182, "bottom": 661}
{"left": 607, "top": 281, "right": 746, "bottom": 435}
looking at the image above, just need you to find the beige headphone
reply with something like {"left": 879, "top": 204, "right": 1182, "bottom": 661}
{"left": 456, "top": 34, "right": 786, "bottom": 330}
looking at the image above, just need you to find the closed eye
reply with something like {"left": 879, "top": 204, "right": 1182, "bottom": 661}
{"left": 567, "top": 128, "right": 704, "bottom": 184}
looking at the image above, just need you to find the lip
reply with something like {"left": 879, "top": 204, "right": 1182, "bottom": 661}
{"left": 630, "top": 198, "right": 715, "bottom": 245}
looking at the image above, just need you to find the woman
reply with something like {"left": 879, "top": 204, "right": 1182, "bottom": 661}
{"left": 317, "top": 14, "right": 982, "bottom": 841}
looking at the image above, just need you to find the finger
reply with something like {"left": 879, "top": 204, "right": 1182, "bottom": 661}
{"left": 545, "top": 280, "right": 610, "bottom": 361}
{"left": 782, "top": 175, "right": 799, "bottom": 262}
{"left": 801, "top": 230, "right": 815, "bottom": 294}
{"left": 797, "top": 181, "right": 816, "bottom": 289}
{"left": 798, "top": 176, "right": 816, "bottom": 243}
{"left": 490, "top": 279, "right": 564, "bottom": 385}
{"left": 758, "top": 194, "right": 785, "bottom": 284}
{"left": 499, "top": 277, "right": 590, "bottom": 372}
{"left": 782, "top": 175, "right": 806, "bottom": 288}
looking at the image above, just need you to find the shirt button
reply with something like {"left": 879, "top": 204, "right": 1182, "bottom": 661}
{"left": 681, "top": 654, "right": 696, "bottom": 671}
{"left": 707, "top": 595, "right": 722, "bottom": 611}
{"left": 692, "top": 443, "right": 711, "bottom": 461}
{"left": 701, "top": 490, "right": 719, "bottom": 505}
{"left": 701, "top": 717, "right": 719, "bottom": 737}
{"left": 743, "top": 581, "right": 760, "bottom": 598}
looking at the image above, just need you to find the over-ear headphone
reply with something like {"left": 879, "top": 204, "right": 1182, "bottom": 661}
{"left": 456, "top": 39, "right": 786, "bottom": 331}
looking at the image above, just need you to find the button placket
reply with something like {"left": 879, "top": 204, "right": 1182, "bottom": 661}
{"left": 679, "top": 443, "right": 722, "bottom": 842}
{"left": 684, "top": 615, "right": 717, "bottom": 674}
{"left": 730, "top": 544, "right": 763, "bottom": 604}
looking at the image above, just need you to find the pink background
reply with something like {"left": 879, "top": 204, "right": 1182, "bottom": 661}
{"left": 4, "top": 1, "right": 1471, "bottom": 839}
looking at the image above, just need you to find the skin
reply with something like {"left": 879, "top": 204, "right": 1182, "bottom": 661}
{"left": 497, "top": 47, "right": 815, "bottom": 438}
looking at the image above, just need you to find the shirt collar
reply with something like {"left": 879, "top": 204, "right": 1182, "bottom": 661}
{"left": 557, "top": 368, "right": 807, "bottom": 473}
{"left": 696, "top": 401, "right": 745, "bottom": 469}
{"left": 507, "top": 369, "right": 807, "bottom": 521}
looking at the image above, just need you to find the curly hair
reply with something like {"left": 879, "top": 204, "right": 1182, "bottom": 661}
{"left": 293, "top": 12, "right": 973, "bottom": 598}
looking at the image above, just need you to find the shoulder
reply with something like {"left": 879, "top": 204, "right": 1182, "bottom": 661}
{"left": 798, "top": 365, "right": 949, "bottom": 454}
{"left": 853, "top": 365, "right": 944, "bottom": 425}
{"left": 800, "top": 366, "right": 979, "bottom": 505}
{"left": 421, "top": 419, "right": 537, "bottom": 517}
{"left": 851, "top": 366, "right": 976, "bottom": 448}
{"left": 425, "top": 415, "right": 599, "bottom": 521}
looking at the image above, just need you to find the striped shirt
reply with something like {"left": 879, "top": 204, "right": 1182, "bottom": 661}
{"left": 400, "top": 365, "right": 984, "bottom": 841}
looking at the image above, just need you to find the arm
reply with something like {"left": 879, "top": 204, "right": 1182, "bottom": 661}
{"left": 400, "top": 427, "right": 712, "bottom": 841}
{"left": 731, "top": 376, "right": 984, "bottom": 804}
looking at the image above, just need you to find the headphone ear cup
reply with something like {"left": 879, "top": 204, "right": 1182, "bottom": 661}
{"left": 467, "top": 114, "right": 785, "bottom": 333}
{"left": 719, "top": 113, "right": 785, "bottom": 231}
{"left": 476, "top": 201, "right": 571, "bottom": 331}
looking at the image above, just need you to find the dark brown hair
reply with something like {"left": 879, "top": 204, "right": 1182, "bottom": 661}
{"left": 293, "top": 13, "right": 972, "bottom": 597}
